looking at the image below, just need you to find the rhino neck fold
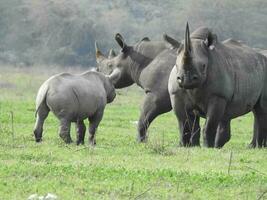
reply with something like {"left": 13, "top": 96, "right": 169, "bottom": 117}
{"left": 128, "top": 56, "right": 152, "bottom": 87}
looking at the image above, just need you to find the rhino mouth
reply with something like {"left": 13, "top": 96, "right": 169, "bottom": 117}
{"left": 179, "top": 82, "right": 199, "bottom": 89}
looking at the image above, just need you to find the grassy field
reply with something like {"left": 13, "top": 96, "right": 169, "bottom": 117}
{"left": 0, "top": 66, "right": 266, "bottom": 200}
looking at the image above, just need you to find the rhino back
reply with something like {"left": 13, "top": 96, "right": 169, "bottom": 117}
{"left": 133, "top": 41, "right": 166, "bottom": 61}
{"left": 46, "top": 73, "right": 106, "bottom": 121}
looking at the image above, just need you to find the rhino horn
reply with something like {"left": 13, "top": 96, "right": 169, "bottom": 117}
{"left": 184, "top": 22, "right": 191, "bottom": 55}
{"left": 107, "top": 68, "right": 121, "bottom": 85}
{"left": 115, "top": 33, "right": 128, "bottom": 52}
{"left": 95, "top": 41, "right": 105, "bottom": 59}
{"left": 108, "top": 49, "right": 116, "bottom": 59}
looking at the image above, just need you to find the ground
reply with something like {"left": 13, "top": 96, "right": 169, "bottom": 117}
{"left": 0, "top": 66, "right": 266, "bottom": 200}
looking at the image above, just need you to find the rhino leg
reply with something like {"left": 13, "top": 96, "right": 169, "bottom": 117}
{"left": 59, "top": 119, "right": 72, "bottom": 143}
{"left": 248, "top": 116, "right": 258, "bottom": 148}
{"left": 137, "top": 93, "right": 171, "bottom": 142}
{"left": 76, "top": 120, "right": 86, "bottom": 145}
{"left": 253, "top": 109, "right": 267, "bottom": 148}
{"left": 33, "top": 103, "right": 49, "bottom": 142}
{"left": 203, "top": 97, "right": 226, "bottom": 148}
{"left": 170, "top": 94, "right": 200, "bottom": 147}
{"left": 177, "top": 111, "right": 200, "bottom": 147}
{"left": 214, "top": 120, "right": 231, "bottom": 148}
{"left": 88, "top": 110, "right": 104, "bottom": 146}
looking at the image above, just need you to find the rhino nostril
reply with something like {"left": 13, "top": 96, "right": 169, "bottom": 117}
{"left": 177, "top": 76, "right": 182, "bottom": 83}
{"left": 192, "top": 75, "right": 198, "bottom": 80}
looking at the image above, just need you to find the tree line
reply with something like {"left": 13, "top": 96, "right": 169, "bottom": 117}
{"left": 0, "top": 0, "right": 266, "bottom": 67}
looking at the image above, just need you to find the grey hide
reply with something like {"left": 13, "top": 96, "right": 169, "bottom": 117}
{"left": 169, "top": 23, "right": 267, "bottom": 148}
{"left": 33, "top": 71, "right": 116, "bottom": 145}
{"left": 95, "top": 33, "right": 196, "bottom": 144}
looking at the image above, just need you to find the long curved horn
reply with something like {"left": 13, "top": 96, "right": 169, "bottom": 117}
{"left": 108, "top": 49, "right": 116, "bottom": 59}
{"left": 107, "top": 68, "right": 121, "bottom": 85}
{"left": 184, "top": 22, "right": 191, "bottom": 54}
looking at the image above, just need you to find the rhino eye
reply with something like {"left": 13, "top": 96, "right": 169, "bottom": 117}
{"left": 108, "top": 64, "right": 112, "bottom": 68}
{"left": 202, "top": 64, "right": 206, "bottom": 70}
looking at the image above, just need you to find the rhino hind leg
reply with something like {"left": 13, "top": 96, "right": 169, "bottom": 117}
{"left": 33, "top": 103, "right": 49, "bottom": 142}
{"left": 88, "top": 110, "right": 104, "bottom": 146}
{"left": 59, "top": 119, "right": 72, "bottom": 143}
{"left": 137, "top": 94, "right": 170, "bottom": 143}
{"left": 252, "top": 109, "right": 267, "bottom": 148}
{"left": 76, "top": 120, "right": 86, "bottom": 145}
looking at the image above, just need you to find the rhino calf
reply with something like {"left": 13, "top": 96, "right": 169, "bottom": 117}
{"left": 33, "top": 71, "right": 116, "bottom": 145}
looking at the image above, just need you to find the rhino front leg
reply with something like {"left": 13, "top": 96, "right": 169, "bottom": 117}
{"left": 177, "top": 111, "right": 200, "bottom": 147}
{"left": 248, "top": 116, "right": 258, "bottom": 148}
{"left": 214, "top": 120, "right": 231, "bottom": 148}
{"left": 88, "top": 110, "right": 104, "bottom": 146}
{"left": 76, "top": 120, "right": 86, "bottom": 145}
{"left": 59, "top": 119, "right": 72, "bottom": 143}
{"left": 137, "top": 93, "right": 170, "bottom": 142}
{"left": 171, "top": 93, "right": 200, "bottom": 147}
{"left": 203, "top": 97, "right": 226, "bottom": 148}
{"left": 33, "top": 103, "right": 49, "bottom": 142}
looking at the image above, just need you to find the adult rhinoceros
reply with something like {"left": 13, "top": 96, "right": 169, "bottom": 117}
{"left": 96, "top": 34, "right": 201, "bottom": 145}
{"left": 169, "top": 23, "right": 267, "bottom": 148}
{"left": 33, "top": 71, "right": 116, "bottom": 145}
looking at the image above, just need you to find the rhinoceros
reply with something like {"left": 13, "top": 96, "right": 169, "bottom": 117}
{"left": 169, "top": 23, "right": 267, "bottom": 148}
{"left": 95, "top": 33, "right": 201, "bottom": 145}
{"left": 33, "top": 71, "right": 116, "bottom": 145}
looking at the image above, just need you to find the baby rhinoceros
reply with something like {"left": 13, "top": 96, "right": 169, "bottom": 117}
{"left": 33, "top": 71, "right": 116, "bottom": 145}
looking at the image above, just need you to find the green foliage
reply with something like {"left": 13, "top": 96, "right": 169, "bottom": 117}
{"left": 0, "top": 67, "right": 266, "bottom": 199}
{"left": 0, "top": 0, "right": 266, "bottom": 67}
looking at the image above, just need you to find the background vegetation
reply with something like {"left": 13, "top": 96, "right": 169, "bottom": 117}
{"left": 0, "top": 67, "right": 266, "bottom": 199}
{"left": 0, "top": 0, "right": 266, "bottom": 67}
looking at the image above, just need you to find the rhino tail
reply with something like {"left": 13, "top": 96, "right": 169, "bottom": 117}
{"left": 35, "top": 83, "right": 49, "bottom": 118}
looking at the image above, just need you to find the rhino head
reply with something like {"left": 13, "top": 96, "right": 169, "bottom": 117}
{"left": 95, "top": 33, "right": 170, "bottom": 89}
{"left": 175, "top": 23, "right": 217, "bottom": 89}
{"left": 95, "top": 33, "right": 142, "bottom": 88}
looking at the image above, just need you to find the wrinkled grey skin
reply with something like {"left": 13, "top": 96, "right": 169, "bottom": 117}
{"left": 33, "top": 71, "right": 116, "bottom": 145}
{"left": 95, "top": 33, "right": 201, "bottom": 144}
{"left": 169, "top": 23, "right": 267, "bottom": 148}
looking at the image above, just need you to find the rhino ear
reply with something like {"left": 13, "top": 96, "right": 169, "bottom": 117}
{"left": 141, "top": 37, "right": 150, "bottom": 42}
{"left": 108, "top": 49, "right": 116, "bottom": 59}
{"left": 115, "top": 33, "right": 128, "bottom": 52}
{"left": 95, "top": 41, "right": 106, "bottom": 62}
{"left": 204, "top": 33, "right": 218, "bottom": 50}
{"left": 163, "top": 33, "right": 180, "bottom": 49}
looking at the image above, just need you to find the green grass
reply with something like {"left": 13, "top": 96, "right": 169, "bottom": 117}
{"left": 0, "top": 66, "right": 266, "bottom": 200}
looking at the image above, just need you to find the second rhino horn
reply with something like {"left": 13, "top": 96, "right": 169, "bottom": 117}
{"left": 108, "top": 49, "right": 116, "bottom": 59}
